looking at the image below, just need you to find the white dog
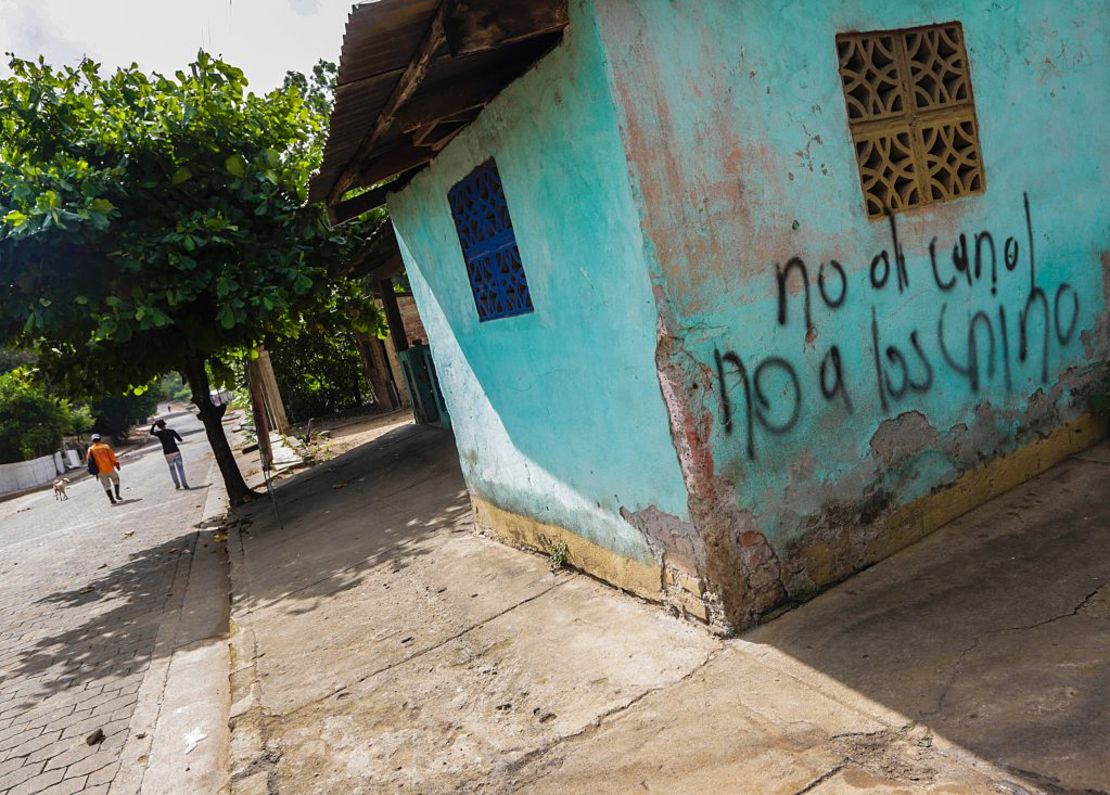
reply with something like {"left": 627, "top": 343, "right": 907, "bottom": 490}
{"left": 53, "top": 478, "right": 70, "bottom": 501}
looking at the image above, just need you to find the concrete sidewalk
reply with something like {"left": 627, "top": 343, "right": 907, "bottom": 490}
{"left": 225, "top": 421, "right": 1108, "bottom": 794}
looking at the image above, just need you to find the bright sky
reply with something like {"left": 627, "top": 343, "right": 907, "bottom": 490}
{"left": 0, "top": 0, "right": 360, "bottom": 92}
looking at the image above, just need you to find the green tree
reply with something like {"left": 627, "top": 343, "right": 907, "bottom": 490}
{"left": 90, "top": 391, "right": 161, "bottom": 440}
{"left": 0, "top": 54, "right": 372, "bottom": 504}
{"left": 268, "top": 266, "right": 389, "bottom": 421}
{"left": 283, "top": 60, "right": 337, "bottom": 121}
{"left": 0, "top": 370, "right": 85, "bottom": 463}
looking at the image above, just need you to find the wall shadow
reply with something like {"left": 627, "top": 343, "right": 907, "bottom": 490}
{"left": 233, "top": 423, "right": 471, "bottom": 613}
{"left": 745, "top": 450, "right": 1110, "bottom": 793}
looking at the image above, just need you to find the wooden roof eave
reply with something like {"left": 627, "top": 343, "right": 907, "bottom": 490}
{"left": 313, "top": 0, "right": 569, "bottom": 225}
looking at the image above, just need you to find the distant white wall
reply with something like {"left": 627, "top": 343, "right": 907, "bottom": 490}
{"left": 0, "top": 454, "right": 61, "bottom": 495}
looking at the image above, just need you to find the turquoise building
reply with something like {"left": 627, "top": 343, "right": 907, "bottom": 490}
{"left": 312, "top": 0, "right": 1109, "bottom": 631}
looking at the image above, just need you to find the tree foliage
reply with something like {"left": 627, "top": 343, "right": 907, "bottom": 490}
{"left": 0, "top": 53, "right": 378, "bottom": 502}
{"left": 282, "top": 60, "right": 337, "bottom": 126}
{"left": 90, "top": 392, "right": 162, "bottom": 440}
{"left": 0, "top": 370, "right": 91, "bottom": 463}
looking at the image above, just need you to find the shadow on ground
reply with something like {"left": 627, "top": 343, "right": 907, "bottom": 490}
{"left": 747, "top": 444, "right": 1110, "bottom": 792}
{"left": 229, "top": 422, "right": 1109, "bottom": 793}
{"left": 8, "top": 531, "right": 201, "bottom": 708}
{"left": 235, "top": 423, "right": 470, "bottom": 613}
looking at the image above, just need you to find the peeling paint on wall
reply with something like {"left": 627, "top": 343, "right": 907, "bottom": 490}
{"left": 389, "top": 0, "right": 691, "bottom": 580}
{"left": 389, "top": 0, "right": 1109, "bottom": 633}
{"left": 598, "top": 0, "right": 1110, "bottom": 628}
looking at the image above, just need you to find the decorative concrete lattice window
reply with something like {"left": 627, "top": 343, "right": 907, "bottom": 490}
{"left": 836, "top": 22, "right": 985, "bottom": 218}
{"left": 448, "top": 160, "right": 534, "bottom": 322}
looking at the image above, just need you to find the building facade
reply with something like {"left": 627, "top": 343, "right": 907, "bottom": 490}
{"left": 323, "top": 0, "right": 1109, "bottom": 631}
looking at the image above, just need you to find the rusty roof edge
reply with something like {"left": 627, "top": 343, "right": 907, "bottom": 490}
{"left": 326, "top": 2, "right": 448, "bottom": 207}
{"left": 308, "top": 0, "right": 439, "bottom": 204}
{"left": 310, "top": 1, "right": 570, "bottom": 207}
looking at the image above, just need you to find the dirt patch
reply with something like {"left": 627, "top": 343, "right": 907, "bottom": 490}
{"left": 296, "top": 410, "right": 415, "bottom": 460}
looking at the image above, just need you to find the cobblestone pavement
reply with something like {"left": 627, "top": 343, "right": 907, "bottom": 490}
{"left": 0, "top": 414, "right": 213, "bottom": 795}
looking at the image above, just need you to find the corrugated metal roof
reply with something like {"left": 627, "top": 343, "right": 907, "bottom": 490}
{"left": 309, "top": 0, "right": 568, "bottom": 212}
{"left": 308, "top": 0, "right": 439, "bottom": 203}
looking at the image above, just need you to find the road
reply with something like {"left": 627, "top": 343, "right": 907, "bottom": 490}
{"left": 0, "top": 412, "right": 214, "bottom": 794}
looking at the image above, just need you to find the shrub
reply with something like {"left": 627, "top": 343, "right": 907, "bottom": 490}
{"left": 91, "top": 392, "right": 162, "bottom": 440}
{"left": 0, "top": 372, "right": 71, "bottom": 463}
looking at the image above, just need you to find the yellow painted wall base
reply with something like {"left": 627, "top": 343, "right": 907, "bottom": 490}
{"left": 470, "top": 414, "right": 1106, "bottom": 627}
{"left": 470, "top": 496, "right": 663, "bottom": 602}
{"left": 882, "top": 414, "right": 1105, "bottom": 558}
{"left": 800, "top": 414, "right": 1109, "bottom": 591}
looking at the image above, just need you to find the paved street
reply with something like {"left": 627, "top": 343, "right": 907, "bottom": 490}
{"left": 0, "top": 413, "right": 214, "bottom": 795}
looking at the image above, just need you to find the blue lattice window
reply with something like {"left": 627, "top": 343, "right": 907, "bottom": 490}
{"left": 448, "top": 160, "right": 534, "bottom": 322}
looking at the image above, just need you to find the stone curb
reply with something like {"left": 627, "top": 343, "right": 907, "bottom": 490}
{"left": 110, "top": 456, "right": 233, "bottom": 795}
{"left": 224, "top": 513, "right": 271, "bottom": 795}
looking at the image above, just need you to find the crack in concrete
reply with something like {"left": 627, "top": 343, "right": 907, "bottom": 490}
{"left": 228, "top": 577, "right": 571, "bottom": 793}
{"left": 265, "top": 579, "right": 570, "bottom": 727}
{"left": 791, "top": 762, "right": 848, "bottom": 794}
{"left": 927, "top": 584, "right": 1105, "bottom": 717}
{"left": 474, "top": 644, "right": 726, "bottom": 792}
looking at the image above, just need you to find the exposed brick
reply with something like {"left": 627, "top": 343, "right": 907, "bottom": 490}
{"left": 95, "top": 693, "right": 138, "bottom": 718}
{"left": 0, "top": 722, "right": 28, "bottom": 744}
{"left": 62, "top": 749, "right": 114, "bottom": 780}
{"left": 96, "top": 731, "right": 128, "bottom": 753}
{"left": 0, "top": 726, "right": 42, "bottom": 755}
{"left": 38, "top": 774, "right": 87, "bottom": 795}
{"left": 0, "top": 430, "right": 210, "bottom": 795}
{"left": 59, "top": 714, "right": 109, "bottom": 741}
{"left": 13, "top": 701, "right": 77, "bottom": 730}
{"left": 42, "top": 708, "right": 94, "bottom": 737}
{"left": 0, "top": 756, "right": 26, "bottom": 779}
{"left": 42, "top": 741, "right": 97, "bottom": 773}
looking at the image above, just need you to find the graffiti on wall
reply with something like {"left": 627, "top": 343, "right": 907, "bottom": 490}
{"left": 714, "top": 193, "right": 1080, "bottom": 460}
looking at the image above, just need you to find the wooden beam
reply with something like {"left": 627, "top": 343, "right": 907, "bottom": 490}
{"left": 445, "top": 0, "right": 568, "bottom": 57}
{"left": 379, "top": 276, "right": 410, "bottom": 353}
{"left": 343, "top": 221, "right": 400, "bottom": 277}
{"left": 370, "top": 254, "right": 405, "bottom": 283}
{"left": 396, "top": 35, "right": 560, "bottom": 133}
{"left": 364, "top": 145, "right": 433, "bottom": 186}
{"left": 427, "top": 121, "right": 469, "bottom": 151}
{"left": 327, "top": 1, "right": 448, "bottom": 207}
{"left": 327, "top": 183, "right": 391, "bottom": 226}
{"left": 329, "top": 145, "right": 432, "bottom": 220}
{"left": 396, "top": 74, "right": 501, "bottom": 132}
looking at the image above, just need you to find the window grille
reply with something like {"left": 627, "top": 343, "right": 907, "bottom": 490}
{"left": 836, "top": 23, "right": 984, "bottom": 218}
{"left": 448, "top": 160, "right": 534, "bottom": 322}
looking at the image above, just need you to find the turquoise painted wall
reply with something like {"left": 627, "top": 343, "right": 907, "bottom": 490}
{"left": 597, "top": 0, "right": 1110, "bottom": 552}
{"left": 388, "top": 0, "right": 690, "bottom": 563}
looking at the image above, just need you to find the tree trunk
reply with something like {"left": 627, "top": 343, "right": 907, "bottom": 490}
{"left": 355, "top": 332, "right": 396, "bottom": 410}
{"left": 181, "top": 357, "right": 256, "bottom": 507}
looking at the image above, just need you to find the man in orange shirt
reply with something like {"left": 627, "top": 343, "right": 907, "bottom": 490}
{"left": 87, "top": 434, "right": 123, "bottom": 504}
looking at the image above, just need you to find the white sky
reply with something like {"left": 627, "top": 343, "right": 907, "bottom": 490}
{"left": 0, "top": 0, "right": 360, "bottom": 92}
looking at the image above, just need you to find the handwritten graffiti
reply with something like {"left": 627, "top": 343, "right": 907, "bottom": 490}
{"left": 715, "top": 193, "right": 1080, "bottom": 460}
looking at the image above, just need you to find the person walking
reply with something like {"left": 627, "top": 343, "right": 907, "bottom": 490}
{"left": 150, "top": 419, "right": 190, "bottom": 489}
{"left": 86, "top": 434, "right": 122, "bottom": 504}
